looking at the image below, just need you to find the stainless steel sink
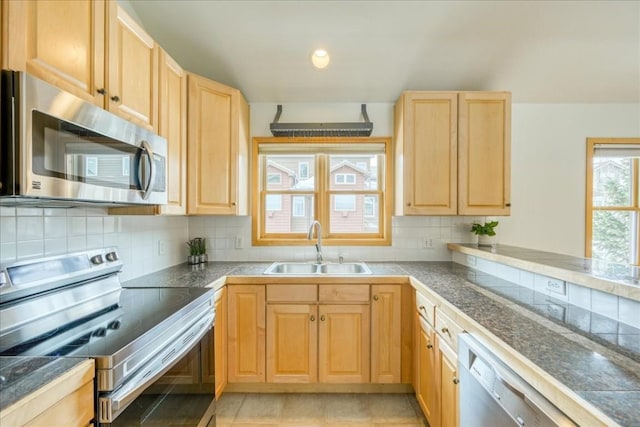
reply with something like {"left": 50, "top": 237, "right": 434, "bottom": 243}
{"left": 263, "top": 261, "right": 372, "bottom": 275}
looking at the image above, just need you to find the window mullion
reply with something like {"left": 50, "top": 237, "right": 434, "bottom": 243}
{"left": 317, "top": 154, "right": 329, "bottom": 235}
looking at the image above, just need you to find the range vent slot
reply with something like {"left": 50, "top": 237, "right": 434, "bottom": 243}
{"left": 270, "top": 104, "right": 373, "bottom": 137}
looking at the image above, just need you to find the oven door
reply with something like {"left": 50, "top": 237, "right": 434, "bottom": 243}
{"left": 99, "top": 316, "right": 215, "bottom": 427}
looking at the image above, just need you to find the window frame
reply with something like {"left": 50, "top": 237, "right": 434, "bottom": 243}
{"left": 252, "top": 136, "right": 392, "bottom": 246}
{"left": 585, "top": 137, "right": 640, "bottom": 265}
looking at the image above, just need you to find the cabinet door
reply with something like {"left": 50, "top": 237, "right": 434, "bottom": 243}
{"left": 107, "top": 2, "right": 157, "bottom": 131}
{"left": 318, "top": 304, "right": 370, "bottom": 383}
{"left": 214, "top": 288, "right": 227, "bottom": 397}
{"left": 266, "top": 303, "right": 318, "bottom": 383}
{"left": 157, "top": 48, "right": 187, "bottom": 214}
{"left": 458, "top": 91, "right": 511, "bottom": 215}
{"left": 3, "top": 0, "right": 106, "bottom": 104}
{"left": 227, "top": 285, "right": 265, "bottom": 383}
{"left": 371, "top": 284, "right": 401, "bottom": 383}
{"left": 416, "top": 316, "right": 439, "bottom": 427}
{"left": 437, "top": 336, "right": 459, "bottom": 427}
{"left": 187, "top": 73, "right": 249, "bottom": 215}
{"left": 396, "top": 92, "right": 458, "bottom": 215}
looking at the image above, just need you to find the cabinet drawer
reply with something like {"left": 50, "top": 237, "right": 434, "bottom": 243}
{"left": 415, "top": 292, "right": 435, "bottom": 326}
{"left": 267, "top": 284, "right": 317, "bottom": 302}
{"left": 435, "top": 307, "right": 464, "bottom": 351}
{"left": 319, "top": 284, "right": 369, "bottom": 303}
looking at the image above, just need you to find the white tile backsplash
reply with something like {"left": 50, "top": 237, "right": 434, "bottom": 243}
{"left": 619, "top": 297, "right": 640, "bottom": 329}
{"left": 591, "top": 290, "right": 619, "bottom": 319}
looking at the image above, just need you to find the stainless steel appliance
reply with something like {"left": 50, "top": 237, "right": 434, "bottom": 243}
{"left": 0, "top": 70, "right": 167, "bottom": 207}
{"left": 0, "top": 249, "right": 215, "bottom": 426}
{"left": 458, "top": 334, "right": 576, "bottom": 427}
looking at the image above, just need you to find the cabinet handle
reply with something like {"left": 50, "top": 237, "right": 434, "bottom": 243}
{"left": 310, "top": 315, "right": 315, "bottom": 322}
{"left": 407, "top": 202, "right": 412, "bottom": 207}
{"left": 453, "top": 377, "right": 460, "bottom": 384}
{"left": 427, "top": 343, "right": 433, "bottom": 349}
{"left": 110, "top": 95, "right": 120, "bottom": 102}
{"left": 231, "top": 202, "right": 236, "bottom": 206}
{"left": 419, "top": 305, "right": 426, "bottom": 312}
{"left": 373, "top": 295, "right": 379, "bottom": 301}
{"left": 96, "top": 88, "right": 106, "bottom": 95}
{"left": 505, "top": 203, "right": 511, "bottom": 207}
{"left": 320, "top": 315, "right": 326, "bottom": 321}
{"left": 441, "top": 327, "right": 451, "bottom": 336}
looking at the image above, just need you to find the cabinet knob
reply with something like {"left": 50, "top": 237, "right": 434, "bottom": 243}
{"left": 373, "top": 295, "right": 379, "bottom": 301}
{"left": 441, "top": 327, "right": 451, "bottom": 336}
{"left": 110, "top": 95, "right": 120, "bottom": 102}
{"left": 453, "top": 377, "right": 460, "bottom": 385}
{"left": 419, "top": 305, "right": 426, "bottom": 312}
{"left": 231, "top": 202, "right": 236, "bottom": 206}
{"left": 310, "top": 315, "right": 315, "bottom": 322}
{"left": 320, "top": 315, "right": 326, "bottom": 322}
{"left": 505, "top": 203, "right": 511, "bottom": 207}
{"left": 96, "top": 88, "right": 106, "bottom": 95}
{"left": 407, "top": 202, "right": 411, "bottom": 207}
{"left": 427, "top": 343, "right": 433, "bottom": 349}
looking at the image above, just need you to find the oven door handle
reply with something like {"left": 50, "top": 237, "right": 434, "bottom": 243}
{"left": 139, "top": 140, "right": 156, "bottom": 200}
{"left": 98, "top": 310, "right": 214, "bottom": 423}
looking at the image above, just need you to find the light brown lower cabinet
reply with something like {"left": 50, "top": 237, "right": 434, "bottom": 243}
{"left": 227, "top": 285, "right": 266, "bottom": 383}
{"left": 318, "top": 303, "right": 370, "bottom": 383}
{"left": 437, "top": 335, "right": 459, "bottom": 427}
{"left": 415, "top": 293, "right": 461, "bottom": 427}
{"left": 266, "top": 303, "right": 318, "bottom": 383}
{"left": 0, "top": 359, "right": 95, "bottom": 427}
{"left": 371, "top": 284, "right": 402, "bottom": 383}
{"left": 416, "top": 315, "right": 439, "bottom": 427}
{"left": 214, "top": 287, "right": 228, "bottom": 397}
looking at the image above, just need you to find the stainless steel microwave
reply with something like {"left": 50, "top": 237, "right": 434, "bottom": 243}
{"left": 0, "top": 70, "right": 167, "bottom": 207}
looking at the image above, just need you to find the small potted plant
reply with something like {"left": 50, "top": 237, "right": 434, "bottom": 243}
{"left": 187, "top": 237, "right": 208, "bottom": 264}
{"left": 470, "top": 220, "right": 499, "bottom": 247}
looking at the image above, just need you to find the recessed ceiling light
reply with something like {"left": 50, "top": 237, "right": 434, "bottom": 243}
{"left": 311, "top": 48, "right": 330, "bottom": 69}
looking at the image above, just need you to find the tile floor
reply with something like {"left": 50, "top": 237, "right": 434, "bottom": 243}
{"left": 216, "top": 392, "right": 429, "bottom": 427}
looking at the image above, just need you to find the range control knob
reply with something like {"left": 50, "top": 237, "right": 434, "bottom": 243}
{"left": 106, "top": 252, "right": 119, "bottom": 262}
{"left": 92, "top": 327, "right": 107, "bottom": 337}
{"left": 107, "top": 320, "right": 121, "bottom": 330}
{"left": 90, "top": 255, "right": 104, "bottom": 265}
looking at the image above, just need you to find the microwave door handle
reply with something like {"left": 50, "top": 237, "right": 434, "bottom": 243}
{"left": 139, "top": 140, "right": 156, "bottom": 200}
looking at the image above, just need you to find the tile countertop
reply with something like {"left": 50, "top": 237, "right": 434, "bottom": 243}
{"left": 0, "top": 357, "right": 89, "bottom": 410}
{"left": 3, "top": 260, "right": 639, "bottom": 426}
{"left": 448, "top": 243, "right": 640, "bottom": 302}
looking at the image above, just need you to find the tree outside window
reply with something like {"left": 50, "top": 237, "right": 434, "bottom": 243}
{"left": 586, "top": 138, "right": 640, "bottom": 265}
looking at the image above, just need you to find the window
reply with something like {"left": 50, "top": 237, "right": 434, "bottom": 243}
{"left": 586, "top": 138, "right": 640, "bottom": 265}
{"left": 335, "top": 173, "right": 356, "bottom": 185}
{"left": 122, "top": 157, "right": 130, "bottom": 177}
{"left": 266, "top": 194, "right": 282, "bottom": 211}
{"left": 85, "top": 156, "right": 98, "bottom": 177}
{"left": 267, "top": 173, "right": 282, "bottom": 185}
{"left": 334, "top": 195, "right": 356, "bottom": 211}
{"left": 299, "top": 162, "right": 309, "bottom": 179}
{"left": 292, "top": 196, "right": 306, "bottom": 217}
{"left": 253, "top": 137, "right": 391, "bottom": 245}
{"left": 364, "top": 196, "right": 376, "bottom": 217}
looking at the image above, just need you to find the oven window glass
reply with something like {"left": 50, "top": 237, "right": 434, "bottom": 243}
{"left": 110, "top": 330, "right": 216, "bottom": 427}
{"left": 32, "top": 110, "right": 144, "bottom": 190}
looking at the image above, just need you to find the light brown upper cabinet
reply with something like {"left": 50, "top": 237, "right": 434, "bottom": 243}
{"left": 187, "top": 74, "right": 250, "bottom": 215}
{"left": 4, "top": 0, "right": 158, "bottom": 132}
{"left": 106, "top": 1, "right": 158, "bottom": 131}
{"left": 395, "top": 91, "right": 511, "bottom": 216}
{"left": 109, "top": 48, "right": 186, "bottom": 216}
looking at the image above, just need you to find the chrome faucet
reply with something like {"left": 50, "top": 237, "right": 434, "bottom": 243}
{"left": 307, "top": 220, "right": 323, "bottom": 264}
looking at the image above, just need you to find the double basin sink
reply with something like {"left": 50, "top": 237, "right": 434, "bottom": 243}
{"left": 264, "top": 261, "right": 372, "bottom": 275}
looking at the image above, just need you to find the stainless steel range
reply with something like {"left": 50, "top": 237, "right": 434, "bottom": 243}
{"left": 0, "top": 248, "right": 216, "bottom": 426}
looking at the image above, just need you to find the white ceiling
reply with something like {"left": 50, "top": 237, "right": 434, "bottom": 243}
{"left": 128, "top": 0, "right": 640, "bottom": 104}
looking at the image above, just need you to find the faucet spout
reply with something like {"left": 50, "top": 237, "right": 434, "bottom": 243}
{"left": 307, "top": 220, "right": 323, "bottom": 264}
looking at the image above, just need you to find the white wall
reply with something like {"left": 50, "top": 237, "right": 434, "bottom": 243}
{"left": 499, "top": 103, "right": 640, "bottom": 257}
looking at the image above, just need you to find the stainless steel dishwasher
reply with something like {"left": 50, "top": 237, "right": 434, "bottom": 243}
{"left": 458, "top": 334, "right": 577, "bottom": 427}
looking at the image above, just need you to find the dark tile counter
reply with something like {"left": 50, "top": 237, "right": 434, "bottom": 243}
{"left": 5, "top": 259, "right": 639, "bottom": 426}
{"left": 0, "top": 356, "right": 89, "bottom": 410}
